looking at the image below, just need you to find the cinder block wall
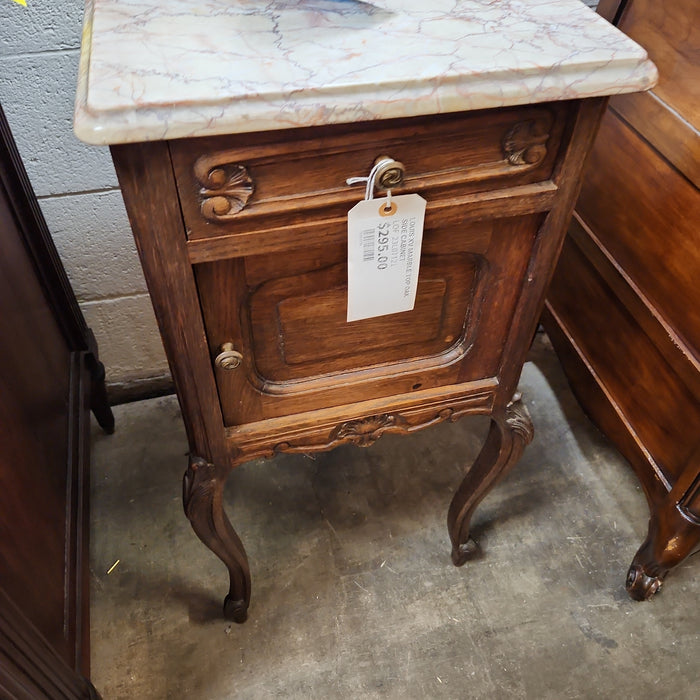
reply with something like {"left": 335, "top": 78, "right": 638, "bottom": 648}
{"left": 0, "top": 0, "right": 170, "bottom": 398}
{"left": 1, "top": 0, "right": 600, "bottom": 400}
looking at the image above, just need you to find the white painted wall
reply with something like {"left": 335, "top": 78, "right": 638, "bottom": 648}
{"left": 0, "top": 0, "right": 169, "bottom": 392}
{"left": 0, "top": 0, "right": 600, "bottom": 395}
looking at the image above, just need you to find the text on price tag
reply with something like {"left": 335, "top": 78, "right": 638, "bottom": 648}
{"left": 347, "top": 193, "right": 426, "bottom": 322}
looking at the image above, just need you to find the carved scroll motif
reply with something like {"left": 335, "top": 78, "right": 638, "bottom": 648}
{"left": 273, "top": 403, "right": 486, "bottom": 455}
{"left": 196, "top": 163, "right": 254, "bottom": 221}
{"left": 182, "top": 456, "right": 218, "bottom": 521}
{"left": 330, "top": 413, "right": 409, "bottom": 447}
{"left": 505, "top": 399, "right": 535, "bottom": 445}
{"left": 502, "top": 119, "right": 550, "bottom": 166}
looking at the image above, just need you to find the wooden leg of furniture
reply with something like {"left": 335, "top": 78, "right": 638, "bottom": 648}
{"left": 182, "top": 456, "right": 251, "bottom": 622}
{"left": 86, "top": 354, "right": 115, "bottom": 435}
{"left": 448, "top": 398, "right": 534, "bottom": 566}
{"left": 626, "top": 501, "right": 700, "bottom": 601}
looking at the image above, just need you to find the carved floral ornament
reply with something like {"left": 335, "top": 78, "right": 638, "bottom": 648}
{"left": 502, "top": 119, "right": 550, "bottom": 166}
{"left": 273, "top": 405, "right": 478, "bottom": 455}
{"left": 331, "top": 413, "right": 407, "bottom": 447}
{"left": 196, "top": 162, "right": 254, "bottom": 222}
{"left": 192, "top": 117, "right": 547, "bottom": 223}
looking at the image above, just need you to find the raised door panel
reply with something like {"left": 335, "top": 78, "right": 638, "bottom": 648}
{"left": 196, "top": 212, "right": 541, "bottom": 425}
{"left": 576, "top": 109, "right": 700, "bottom": 352}
{"left": 248, "top": 257, "right": 475, "bottom": 380}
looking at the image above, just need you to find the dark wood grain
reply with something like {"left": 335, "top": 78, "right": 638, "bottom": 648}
{"left": 610, "top": 92, "right": 700, "bottom": 189}
{"left": 0, "top": 183, "right": 74, "bottom": 662}
{"left": 0, "top": 104, "right": 108, "bottom": 679}
{"left": 543, "top": 0, "right": 700, "bottom": 599}
{"left": 547, "top": 234, "right": 700, "bottom": 486}
{"left": 112, "top": 141, "right": 251, "bottom": 619}
{"left": 595, "top": 0, "right": 627, "bottom": 23}
{"left": 577, "top": 110, "right": 700, "bottom": 352}
{"left": 495, "top": 98, "right": 609, "bottom": 406}
{"left": 448, "top": 399, "right": 534, "bottom": 565}
{"left": 111, "top": 141, "right": 228, "bottom": 465}
{"left": 0, "top": 589, "right": 101, "bottom": 700}
{"left": 0, "top": 106, "right": 113, "bottom": 435}
{"left": 617, "top": 0, "right": 699, "bottom": 127}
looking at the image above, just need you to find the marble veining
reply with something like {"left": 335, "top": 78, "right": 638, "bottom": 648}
{"left": 75, "top": 0, "right": 657, "bottom": 145}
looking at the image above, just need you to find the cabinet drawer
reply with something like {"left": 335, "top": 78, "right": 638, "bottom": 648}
{"left": 577, "top": 110, "right": 700, "bottom": 351}
{"left": 548, "top": 233, "right": 700, "bottom": 484}
{"left": 171, "top": 104, "right": 567, "bottom": 243}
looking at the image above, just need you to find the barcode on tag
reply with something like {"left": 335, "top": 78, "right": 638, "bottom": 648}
{"left": 361, "top": 229, "right": 375, "bottom": 262}
{"left": 347, "top": 193, "right": 427, "bottom": 322}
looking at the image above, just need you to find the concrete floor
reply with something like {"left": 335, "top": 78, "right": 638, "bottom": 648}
{"left": 89, "top": 338, "right": 699, "bottom": 699}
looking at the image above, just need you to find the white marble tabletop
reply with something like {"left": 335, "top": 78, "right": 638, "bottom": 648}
{"left": 74, "top": 0, "right": 656, "bottom": 145}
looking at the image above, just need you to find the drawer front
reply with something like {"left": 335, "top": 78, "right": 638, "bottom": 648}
{"left": 171, "top": 104, "right": 566, "bottom": 243}
{"left": 618, "top": 0, "right": 699, "bottom": 128}
{"left": 548, "top": 233, "right": 700, "bottom": 485}
{"left": 577, "top": 110, "right": 700, "bottom": 352}
{"left": 196, "top": 212, "right": 542, "bottom": 426}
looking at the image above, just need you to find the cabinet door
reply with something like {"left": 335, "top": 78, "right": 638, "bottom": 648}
{"left": 196, "top": 210, "right": 541, "bottom": 425}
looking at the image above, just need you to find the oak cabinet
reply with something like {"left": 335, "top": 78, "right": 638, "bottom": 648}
{"left": 77, "top": 0, "right": 655, "bottom": 622}
{"left": 112, "top": 98, "right": 607, "bottom": 621}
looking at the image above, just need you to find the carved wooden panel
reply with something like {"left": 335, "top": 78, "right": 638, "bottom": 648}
{"left": 196, "top": 162, "right": 254, "bottom": 222}
{"left": 248, "top": 253, "right": 483, "bottom": 382}
{"left": 195, "top": 210, "right": 541, "bottom": 426}
{"left": 274, "top": 398, "right": 486, "bottom": 454}
{"left": 171, "top": 104, "right": 565, "bottom": 241}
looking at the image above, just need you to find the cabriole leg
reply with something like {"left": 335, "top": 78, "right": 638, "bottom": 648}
{"left": 182, "top": 456, "right": 251, "bottom": 622}
{"left": 448, "top": 399, "right": 534, "bottom": 566}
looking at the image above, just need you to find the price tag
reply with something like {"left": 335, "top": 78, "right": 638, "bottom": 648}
{"left": 347, "top": 193, "right": 427, "bottom": 322}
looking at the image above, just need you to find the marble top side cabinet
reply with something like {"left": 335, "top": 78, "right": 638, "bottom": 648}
{"left": 75, "top": 0, "right": 656, "bottom": 621}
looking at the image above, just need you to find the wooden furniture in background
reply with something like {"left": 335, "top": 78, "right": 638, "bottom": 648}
{"left": 543, "top": 0, "right": 700, "bottom": 599}
{"left": 0, "top": 104, "right": 111, "bottom": 695}
{"left": 112, "top": 96, "right": 610, "bottom": 621}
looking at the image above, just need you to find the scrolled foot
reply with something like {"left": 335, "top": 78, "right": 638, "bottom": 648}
{"left": 451, "top": 538, "right": 480, "bottom": 567}
{"left": 224, "top": 595, "right": 248, "bottom": 623}
{"left": 184, "top": 456, "right": 251, "bottom": 621}
{"left": 626, "top": 564, "right": 663, "bottom": 601}
{"left": 448, "top": 400, "right": 533, "bottom": 566}
{"left": 624, "top": 495, "right": 700, "bottom": 601}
